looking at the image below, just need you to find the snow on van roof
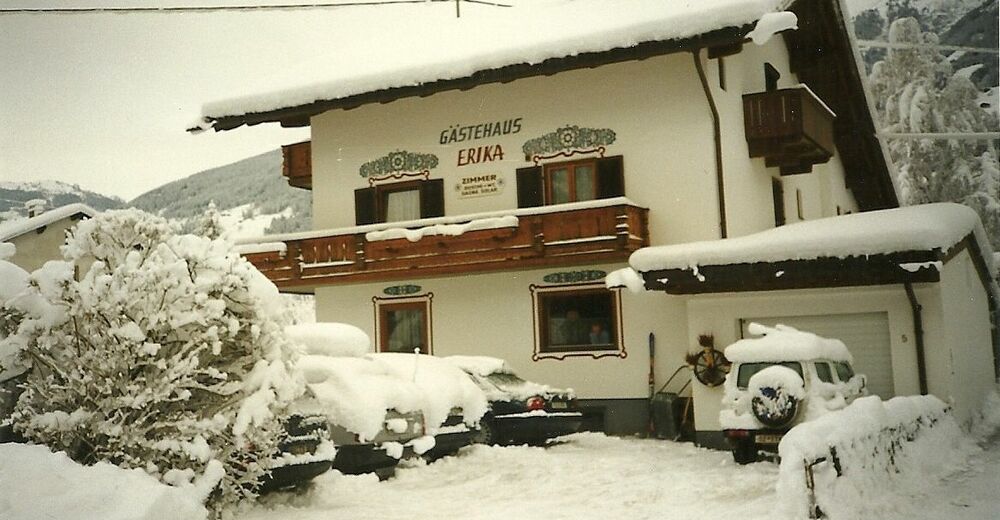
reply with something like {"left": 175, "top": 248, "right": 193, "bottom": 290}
{"left": 724, "top": 323, "right": 853, "bottom": 363}
{"left": 630, "top": 203, "right": 993, "bottom": 274}
{"left": 199, "top": 0, "right": 791, "bottom": 122}
{"left": 285, "top": 322, "right": 371, "bottom": 358}
{"left": 372, "top": 353, "right": 488, "bottom": 431}
{"left": 444, "top": 355, "right": 514, "bottom": 377}
{"left": 0, "top": 203, "right": 96, "bottom": 243}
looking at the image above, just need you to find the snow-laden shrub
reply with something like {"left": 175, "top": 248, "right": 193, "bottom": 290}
{"left": 0, "top": 209, "right": 303, "bottom": 513}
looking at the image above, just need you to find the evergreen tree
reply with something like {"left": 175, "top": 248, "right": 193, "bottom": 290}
{"left": 869, "top": 17, "right": 1000, "bottom": 247}
{"left": 0, "top": 209, "right": 303, "bottom": 514}
{"left": 192, "top": 200, "right": 225, "bottom": 240}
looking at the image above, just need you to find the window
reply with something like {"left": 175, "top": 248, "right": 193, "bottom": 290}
{"left": 516, "top": 155, "right": 624, "bottom": 208}
{"left": 834, "top": 362, "right": 855, "bottom": 382}
{"left": 536, "top": 287, "right": 619, "bottom": 353}
{"left": 377, "top": 299, "right": 431, "bottom": 354}
{"left": 814, "top": 362, "right": 834, "bottom": 383}
{"left": 736, "top": 362, "right": 803, "bottom": 389}
{"left": 354, "top": 179, "right": 444, "bottom": 225}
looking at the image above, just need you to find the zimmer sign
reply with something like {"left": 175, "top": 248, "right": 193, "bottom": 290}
{"left": 456, "top": 174, "right": 504, "bottom": 199}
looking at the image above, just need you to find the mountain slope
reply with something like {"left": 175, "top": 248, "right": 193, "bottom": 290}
{"left": 0, "top": 181, "right": 124, "bottom": 220}
{"left": 129, "top": 150, "right": 311, "bottom": 237}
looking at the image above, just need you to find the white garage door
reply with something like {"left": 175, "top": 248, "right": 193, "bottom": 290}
{"left": 740, "top": 312, "right": 895, "bottom": 399}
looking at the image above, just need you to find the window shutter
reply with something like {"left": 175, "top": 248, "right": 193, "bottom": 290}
{"left": 355, "top": 187, "right": 377, "bottom": 225}
{"left": 596, "top": 155, "right": 625, "bottom": 199}
{"left": 772, "top": 178, "right": 785, "bottom": 227}
{"left": 420, "top": 179, "right": 445, "bottom": 218}
{"left": 516, "top": 166, "right": 543, "bottom": 208}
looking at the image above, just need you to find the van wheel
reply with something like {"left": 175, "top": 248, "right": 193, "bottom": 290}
{"left": 732, "top": 438, "right": 757, "bottom": 464}
{"left": 472, "top": 419, "right": 495, "bottom": 445}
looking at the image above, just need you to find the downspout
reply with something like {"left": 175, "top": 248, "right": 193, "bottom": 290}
{"left": 692, "top": 50, "right": 728, "bottom": 239}
{"left": 903, "top": 283, "right": 929, "bottom": 395}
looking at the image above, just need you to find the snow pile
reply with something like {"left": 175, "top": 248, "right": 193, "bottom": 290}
{"left": 366, "top": 216, "right": 518, "bottom": 243}
{"left": 725, "top": 323, "right": 852, "bottom": 363}
{"left": 0, "top": 203, "right": 96, "bottom": 242}
{"left": 372, "top": 353, "right": 488, "bottom": 431}
{"left": 286, "top": 322, "right": 371, "bottom": 357}
{"left": 604, "top": 267, "right": 646, "bottom": 293}
{"left": 0, "top": 242, "right": 15, "bottom": 260}
{"left": 0, "top": 443, "right": 208, "bottom": 520}
{"left": 200, "top": 0, "right": 790, "bottom": 121}
{"left": 746, "top": 11, "right": 797, "bottom": 45}
{"left": 293, "top": 355, "right": 425, "bottom": 441}
{"left": 970, "top": 384, "right": 1000, "bottom": 441}
{"left": 776, "top": 395, "right": 976, "bottom": 519}
{"left": 630, "top": 203, "right": 994, "bottom": 275}
{"left": 444, "top": 355, "right": 514, "bottom": 377}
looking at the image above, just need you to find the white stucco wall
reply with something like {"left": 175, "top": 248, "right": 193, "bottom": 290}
{"left": 7, "top": 218, "right": 77, "bottom": 272}
{"left": 315, "top": 262, "right": 690, "bottom": 401}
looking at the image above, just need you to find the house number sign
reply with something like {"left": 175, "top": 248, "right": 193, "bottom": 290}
{"left": 543, "top": 270, "right": 607, "bottom": 284}
{"left": 383, "top": 284, "right": 422, "bottom": 296}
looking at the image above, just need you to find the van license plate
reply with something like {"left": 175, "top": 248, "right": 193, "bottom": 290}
{"left": 756, "top": 434, "right": 783, "bottom": 445}
{"left": 551, "top": 402, "right": 567, "bottom": 409}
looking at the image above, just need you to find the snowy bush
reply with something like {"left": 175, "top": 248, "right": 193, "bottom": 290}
{"left": 0, "top": 209, "right": 303, "bottom": 513}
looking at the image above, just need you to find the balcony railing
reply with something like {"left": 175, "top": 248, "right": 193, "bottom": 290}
{"left": 237, "top": 198, "right": 649, "bottom": 290}
{"left": 743, "top": 86, "right": 836, "bottom": 175}
{"left": 282, "top": 141, "right": 312, "bottom": 189}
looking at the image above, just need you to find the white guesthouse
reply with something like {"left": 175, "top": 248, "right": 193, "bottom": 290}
{"left": 197, "top": 0, "right": 998, "bottom": 447}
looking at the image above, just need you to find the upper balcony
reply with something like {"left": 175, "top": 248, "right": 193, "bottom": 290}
{"left": 236, "top": 197, "right": 648, "bottom": 291}
{"left": 743, "top": 86, "right": 836, "bottom": 175}
{"left": 282, "top": 141, "right": 312, "bottom": 189}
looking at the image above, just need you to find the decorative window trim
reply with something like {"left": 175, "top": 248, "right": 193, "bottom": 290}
{"left": 372, "top": 293, "right": 434, "bottom": 355}
{"left": 360, "top": 150, "right": 439, "bottom": 184}
{"left": 529, "top": 283, "right": 626, "bottom": 361}
{"left": 522, "top": 125, "right": 617, "bottom": 164}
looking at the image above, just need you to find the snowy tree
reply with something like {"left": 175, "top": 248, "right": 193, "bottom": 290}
{"left": 0, "top": 209, "right": 303, "bottom": 513}
{"left": 191, "top": 200, "right": 225, "bottom": 240}
{"left": 869, "top": 17, "right": 1000, "bottom": 247}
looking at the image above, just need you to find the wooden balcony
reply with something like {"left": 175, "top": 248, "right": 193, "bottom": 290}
{"left": 238, "top": 199, "right": 649, "bottom": 291}
{"left": 282, "top": 141, "right": 312, "bottom": 189}
{"left": 743, "top": 86, "right": 836, "bottom": 175}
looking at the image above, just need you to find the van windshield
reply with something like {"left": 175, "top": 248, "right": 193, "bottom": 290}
{"left": 736, "top": 362, "right": 803, "bottom": 389}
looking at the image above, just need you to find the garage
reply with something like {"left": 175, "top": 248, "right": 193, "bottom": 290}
{"left": 739, "top": 312, "right": 895, "bottom": 399}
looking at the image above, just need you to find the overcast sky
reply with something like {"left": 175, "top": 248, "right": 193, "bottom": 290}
{"left": 0, "top": 0, "right": 874, "bottom": 201}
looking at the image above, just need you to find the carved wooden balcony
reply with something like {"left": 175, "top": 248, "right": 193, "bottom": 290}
{"left": 743, "top": 86, "right": 836, "bottom": 175}
{"left": 282, "top": 141, "right": 312, "bottom": 189}
{"left": 237, "top": 198, "right": 649, "bottom": 291}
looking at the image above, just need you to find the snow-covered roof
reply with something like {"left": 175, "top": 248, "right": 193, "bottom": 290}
{"left": 724, "top": 322, "right": 853, "bottom": 363}
{"left": 198, "top": 0, "right": 791, "bottom": 126}
{"left": 0, "top": 203, "right": 96, "bottom": 242}
{"left": 631, "top": 203, "right": 994, "bottom": 275}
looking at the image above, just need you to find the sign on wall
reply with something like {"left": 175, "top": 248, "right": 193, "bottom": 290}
{"left": 383, "top": 284, "right": 422, "bottom": 296}
{"left": 455, "top": 174, "right": 504, "bottom": 199}
{"left": 543, "top": 270, "right": 607, "bottom": 284}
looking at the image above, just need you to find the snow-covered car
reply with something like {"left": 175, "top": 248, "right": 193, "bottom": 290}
{"left": 0, "top": 371, "right": 26, "bottom": 443}
{"left": 446, "top": 356, "right": 583, "bottom": 446}
{"left": 719, "top": 323, "right": 866, "bottom": 464}
{"left": 258, "top": 413, "right": 336, "bottom": 493}
{"left": 288, "top": 323, "right": 432, "bottom": 479}
{"left": 370, "top": 352, "right": 488, "bottom": 460}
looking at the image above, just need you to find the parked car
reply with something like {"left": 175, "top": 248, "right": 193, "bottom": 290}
{"left": 719, "top": 323, "right": 866, "bottom": 464}
{"left": 371, "top": 352, "right": 488, "bottom": 460}
{"left": 288, "top": 323, "right": 430, "bottom": 479}
{"left": 446, "top": 356, "right": 583, "bottom": 446}
{"left": 0, "top": 370, "right": 26, "bottom": 443}
{"left": 258, "top": 412, "right": 336, "bottom": 493}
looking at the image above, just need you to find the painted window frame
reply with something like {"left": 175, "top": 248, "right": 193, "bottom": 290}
{"left": 542, "top": 157, "right": 599, "bottom": 205}
{"left": 530, "top": 283, "right": 626, "bottom": 361}
{"left": 372, "top": 293, "right": 434, "bottom": 354}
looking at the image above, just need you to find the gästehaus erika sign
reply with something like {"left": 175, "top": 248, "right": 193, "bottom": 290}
{"left": 455, "top": 174, "right": 504, "bottom": 199}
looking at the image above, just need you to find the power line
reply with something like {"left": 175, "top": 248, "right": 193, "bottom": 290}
{"left": 0, "top": 0, "right": 510, "bottom": 14}
{"left": 856, "top": 39, "right": 999, "bottom": 54}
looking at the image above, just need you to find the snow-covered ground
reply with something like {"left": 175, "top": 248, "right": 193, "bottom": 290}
{"left": 244, "top": 430, "right": 1000, "bottom": 520}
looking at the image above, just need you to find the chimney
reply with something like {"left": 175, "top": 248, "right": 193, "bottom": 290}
{"left": 25, "top": 199, "right": 47, "bottom": 218}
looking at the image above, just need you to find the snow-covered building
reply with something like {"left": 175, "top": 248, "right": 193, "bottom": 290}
{"left": 196, "top": 0, "right": 997, "bottom": 446}
{"left": 0, "top": 202, "right": 95, "bottom": 272}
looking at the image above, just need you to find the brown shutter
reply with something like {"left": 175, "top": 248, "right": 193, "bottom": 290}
{"left": 420, "top": 178, "right": 445, "bottom": 218}
{"left": 355, "top": 187, "right": 377, "bottom": 225}
{"left": 596, "top": 155, "right": 625, "bottom": 199}
{"left": 516, "top": 166, "right": 543, "bottom": 208}
{"left": 772, "top": 178, "right": 785, "bottom": 227}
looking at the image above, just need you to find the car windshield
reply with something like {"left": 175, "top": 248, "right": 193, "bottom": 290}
{"left": 834, "top": 362, "right": 855, "bottom": 382}
{"left": 484, "top": 372, "right": 528, "bottom": 391}
{"left": 736, "top": 362, "right": 803, "bottom": 388}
